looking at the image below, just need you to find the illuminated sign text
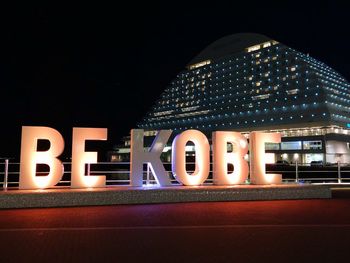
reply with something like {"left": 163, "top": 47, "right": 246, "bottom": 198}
{"left": 19, "top": 127, "right": 281, "bottom": 189}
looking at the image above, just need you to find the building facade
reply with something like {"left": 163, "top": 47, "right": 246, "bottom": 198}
{"left": 111, "top": 33, "right": 350, "bottom": 165}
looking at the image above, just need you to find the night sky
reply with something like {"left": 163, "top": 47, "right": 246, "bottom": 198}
{"left": 1, "top": 1, "right": 350, "bottom": 160}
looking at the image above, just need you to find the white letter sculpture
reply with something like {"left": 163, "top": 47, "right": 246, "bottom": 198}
{"left": 71, "top": 128, "right": 107, "bottom": 188}
{"left": 250, "top": 131, "right": 282, "bottom": 184}
{"left": 172, "top": 129, "right": 209, "bottom": 186}
{"left": 19, "top": 126, "right": 64, "bottom": 190}
{"left": 212, "top": 131, "right": 249, "bottom": 185}
{"left": 130, "top": 129, "right": 172, "bottom": 186}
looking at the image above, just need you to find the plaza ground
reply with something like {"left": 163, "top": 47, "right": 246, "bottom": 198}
{"left": 0, "top": 188, "right": 349, "bottom": 262}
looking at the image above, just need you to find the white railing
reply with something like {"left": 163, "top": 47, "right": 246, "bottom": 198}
{"left": 1, "top": 160, "right": 350, "bottom": 190}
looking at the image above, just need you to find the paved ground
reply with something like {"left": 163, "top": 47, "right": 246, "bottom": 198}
{"left": 0, "top": 188, "right": 349, "bottom": 263}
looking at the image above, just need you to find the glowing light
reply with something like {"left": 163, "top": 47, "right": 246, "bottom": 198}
{"left": 244, "top": 154, "right": 249, "bottom": 161}
{"left": 265, "top": 153, "right": 275, "bottom": 164}
{"left": 293, "top": 153, "right": 299, "bottom": 161}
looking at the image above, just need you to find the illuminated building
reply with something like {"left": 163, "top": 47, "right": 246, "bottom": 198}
{"left": 112, "top": 33, "right": 350, "bottom": 164}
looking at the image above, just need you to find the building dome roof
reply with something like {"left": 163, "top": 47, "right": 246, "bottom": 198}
{"left": 187, "top": 33, "right": 272, "bottom": 66}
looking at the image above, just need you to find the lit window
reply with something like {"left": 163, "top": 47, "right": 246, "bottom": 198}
{"left": 188, "top": 60, "right": 211, "bottom": 70}
{"left": 246, "top": 44, "right": 261, "bottom": 52}
{"left": 252, "top": 94, "right": 270, "bottom": 100}
{"left": 286, "top": 89, "right": 299, "bottom": 95}
{"left": 263, "top": 42, "right": 271, "bottom": 48}
{"left": 265, "top": 143, "right": 280, "bottom": 150}
{"left": 281, "top": 141, "right": 302, "bottom": 150}
{"left": 303, "top": 141, "right": 322, "bottom": 150}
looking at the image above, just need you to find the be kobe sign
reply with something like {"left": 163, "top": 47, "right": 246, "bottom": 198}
{"left": 18, "top": 126, "right": 282, "bottom": 190}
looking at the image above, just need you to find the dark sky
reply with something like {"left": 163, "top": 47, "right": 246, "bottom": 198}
{"left": 1, "top": 1, "right": 350, "bottom": 160}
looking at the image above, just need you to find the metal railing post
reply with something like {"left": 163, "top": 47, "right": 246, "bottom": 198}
{"left": 4, "top": 159, "right": 9, "bottom": 190}
{"left": 337, "top": 161, "right": 341, "bottom": 184}
{"left": 146, "top": 163, "right": 150, "bottom": 185}
{"left": 295, "top": 161, "right": 299, "bottom": 183}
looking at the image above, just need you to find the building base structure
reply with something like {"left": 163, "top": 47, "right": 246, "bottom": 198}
{"left": 0, "top": 184, "right": 331, "bottom": 209}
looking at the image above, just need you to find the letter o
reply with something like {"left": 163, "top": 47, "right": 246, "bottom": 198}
{"left": 172, "top": 129, "right": 209, "bottom": 186}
